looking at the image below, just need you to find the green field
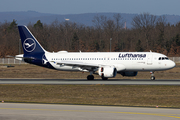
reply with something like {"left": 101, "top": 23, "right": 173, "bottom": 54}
{"left": 0, "top": 64, "right": 180, "bottom": 108}
{"left": 0, "top": 64, "right": 180, "bottom": 79}
{"left": 0, "top": 84, "right": 180, "bottom": 108}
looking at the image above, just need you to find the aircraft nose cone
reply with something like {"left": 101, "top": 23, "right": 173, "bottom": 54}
{"left": 170, "top": 61, "right": 176, "bottom": 68}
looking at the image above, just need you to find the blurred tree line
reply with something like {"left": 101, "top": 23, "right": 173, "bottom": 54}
{"left": 1, "top": 13, "right": 180, "bottom": 57}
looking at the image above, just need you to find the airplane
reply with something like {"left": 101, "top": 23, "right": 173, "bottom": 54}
{"left": 15, "top": 25, "right": 176, "bottom": 80}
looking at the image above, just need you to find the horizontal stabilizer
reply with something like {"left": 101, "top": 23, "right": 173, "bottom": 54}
{"left": 6, "top": 55, "right": 14, "bottom": 58}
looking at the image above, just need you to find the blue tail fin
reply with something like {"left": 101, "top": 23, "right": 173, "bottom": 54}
{"left": 18, "top": 25, "right": 46, "bottom": 55}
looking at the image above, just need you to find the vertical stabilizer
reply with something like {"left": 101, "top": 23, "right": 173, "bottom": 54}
{"left": 18, "top": 25, "right": 46, "bottom": 55}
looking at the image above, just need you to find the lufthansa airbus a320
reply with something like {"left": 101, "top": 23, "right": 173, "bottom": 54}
{"left": 15, "top": 25, "right": 176, "bottom": 80}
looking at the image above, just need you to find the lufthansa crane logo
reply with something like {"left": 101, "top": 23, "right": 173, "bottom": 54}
{"left": 23, "top": 38, "right": 36, "bottom": 52}
{"left": 42, "top": 54, "right": 48, "bottom": 65}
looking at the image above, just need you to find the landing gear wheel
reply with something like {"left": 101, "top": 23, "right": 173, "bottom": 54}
{"left": 87, "top": 75, "right": 94, "bottom": 80}
{"left": 150, "top": 71, "right": 155, "bottom": 80}
{"left": 151, "top": 76, "right": 155, "bottom": 80}
{"left": 102, "top": 77, "right": 108, "bottom": 80}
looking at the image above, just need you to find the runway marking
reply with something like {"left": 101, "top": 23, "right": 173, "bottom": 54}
{"left": 0, "top": 108, "right": 180, "bottom": 119}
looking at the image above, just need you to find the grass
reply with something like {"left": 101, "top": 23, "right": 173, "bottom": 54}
{"left": 0, "top": 63, "right": 180, "bottom": 79}
{"left": 0, "top": 84, "right": 180, "bottom": 108}
{"left": 0, "top": 64, "right": 180, "bottom": 108}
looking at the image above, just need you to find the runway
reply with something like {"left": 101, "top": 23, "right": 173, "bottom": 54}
{"left": 0, "top": 78, "right": 180, "bottom": 85}
{"left": 0, "top": 103, "right": 180, "bottom": 120}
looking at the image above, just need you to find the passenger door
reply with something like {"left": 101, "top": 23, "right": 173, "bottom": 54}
{"left": 147, "top": 55, "right": 153, "bottom": 65}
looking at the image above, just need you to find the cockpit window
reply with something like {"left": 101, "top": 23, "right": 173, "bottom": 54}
{"left": 158, "top": 57, "right": 169, "bottom": 60}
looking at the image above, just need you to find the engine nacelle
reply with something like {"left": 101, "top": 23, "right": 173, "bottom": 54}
{"left": 118, "top": 71, "right": 138, "bottom": 77}
{"left": 98, "top": 66, "right": 117, "bottom": 78}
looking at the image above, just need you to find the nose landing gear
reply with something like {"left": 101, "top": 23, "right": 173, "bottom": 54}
{"left": 150, "top": 71, "right": 155, "bottom": 80}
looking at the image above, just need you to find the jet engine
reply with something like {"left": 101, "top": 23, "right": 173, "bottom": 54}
{"left": 118, "top": 71, "right": 138, "bottom": 76}
{"left": 98, "top": 66, "right": 117, "bottom": 78}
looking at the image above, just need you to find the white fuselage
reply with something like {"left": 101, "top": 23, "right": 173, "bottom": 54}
{"left": 45, "top": 51, "right": 175, "bottom": 72}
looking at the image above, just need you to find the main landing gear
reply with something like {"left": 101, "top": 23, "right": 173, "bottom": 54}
{"left": 101, "top": 77, "right": 108, "bottom": 80}
{"left": 150, "top": 71, "right": 155, "bottom": 80}
{"left": 101, "top": 73, "right": 108, "bottom": 80}
{"left": 87, "top": 75, "right": 108, "bottom": 80}
{"left": 86, "top": 71, "right": 108, "bottom": 80}
{"left": 87, "top": 75, "right": 94, "bottom": 80}
{"left": 87, "top": 71, "right": 94, "bottom": 80}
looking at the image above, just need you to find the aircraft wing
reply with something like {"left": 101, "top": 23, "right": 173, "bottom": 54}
{"left": 51, "top": 61, "right": 101, "bottom": 68}
{"left": 50, "top": 61, "right": 126, "bottom": 72}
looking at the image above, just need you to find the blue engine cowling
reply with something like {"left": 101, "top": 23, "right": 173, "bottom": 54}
{"left": 118, "top": 71, "right": 138, "bottom": 76}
